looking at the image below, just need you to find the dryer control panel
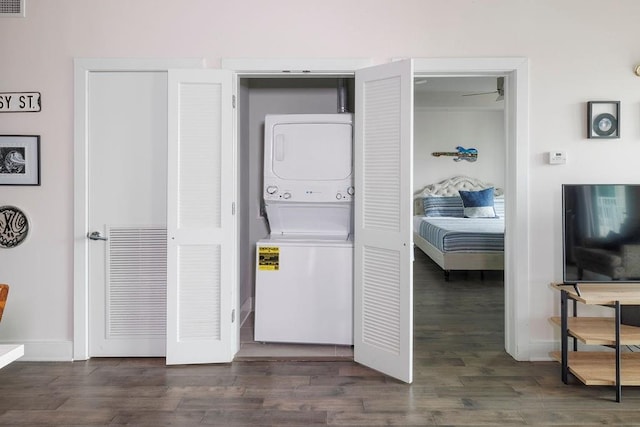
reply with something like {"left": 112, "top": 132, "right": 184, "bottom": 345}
{"left": 264, "top": 184, "right": 355, "bottom": 202}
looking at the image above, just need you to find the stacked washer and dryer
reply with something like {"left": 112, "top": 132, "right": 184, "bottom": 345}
{"left": 254, "top": 113, "right": 354, "bottom": 346}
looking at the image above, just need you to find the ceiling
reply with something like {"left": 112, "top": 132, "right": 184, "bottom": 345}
{"left": 414, "top": 76, "right": 498, "bottom": 94}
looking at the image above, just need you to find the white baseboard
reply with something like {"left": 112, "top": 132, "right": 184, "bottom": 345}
{"left": 0, "top": 340, "right": 73, "bottom": 361}
{"left": 527, "top": 340, "right": 556, "bottom": 362}
{"left": 1, "top": 337, "right": 559, "bottom": 363}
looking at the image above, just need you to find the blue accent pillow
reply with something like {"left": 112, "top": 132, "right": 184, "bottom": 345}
{"left": 422, "top": 196, "right": 464, "bottom": 217}
{"left": 459, "top": 187, "right": 497, "bottom": 218}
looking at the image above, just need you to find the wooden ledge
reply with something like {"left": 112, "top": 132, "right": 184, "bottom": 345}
{"left": 551, "top": 282, "right": 640, "bottom": 305}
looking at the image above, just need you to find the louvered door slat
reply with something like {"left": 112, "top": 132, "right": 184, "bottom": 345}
{"left": 107, "top": 226, "right": 167, "bottom": 337}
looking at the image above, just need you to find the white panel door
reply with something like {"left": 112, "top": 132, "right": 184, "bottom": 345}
{"left": 166, "top": 69, "right": 235, "bottom": 364}
{"left": 88, "top": 71, "right": 167, "bottom": 357}
{"left": 354, "top": 60, "right": 414, "bottom": 383}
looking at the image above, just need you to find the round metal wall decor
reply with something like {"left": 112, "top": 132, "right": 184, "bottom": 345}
{"left": 592, "top": 113, "right": 617, "bottom": 137}
{"left": 0, "top": 205, "right": 29, "bottom": 248}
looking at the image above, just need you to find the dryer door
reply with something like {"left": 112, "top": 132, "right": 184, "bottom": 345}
{"left": 270, "top": 120, "right": 352, "bottom": 181}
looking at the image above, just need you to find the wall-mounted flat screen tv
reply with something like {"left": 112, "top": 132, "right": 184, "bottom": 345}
{"left": 563, "top": 184, "right": 640, "bottom": 283}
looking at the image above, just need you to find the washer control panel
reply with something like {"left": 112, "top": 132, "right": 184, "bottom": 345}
{"left": 264, "top": 185, "right": 355, "bottom": 202}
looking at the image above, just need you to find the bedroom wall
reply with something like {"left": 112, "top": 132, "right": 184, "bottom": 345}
{"left": 1, "top": 0, "right": 640, "bottom": 361}
{"left": 413, "top": 89, "right": 505, "bottom": 192}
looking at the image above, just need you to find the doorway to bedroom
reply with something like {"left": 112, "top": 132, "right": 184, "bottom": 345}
{"left": 412, "top": 75, "right": 506, "bottom": 357}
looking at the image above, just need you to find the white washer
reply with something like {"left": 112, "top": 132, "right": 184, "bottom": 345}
{"left": 255, "top": 235, "right": 353, "bottom": 345}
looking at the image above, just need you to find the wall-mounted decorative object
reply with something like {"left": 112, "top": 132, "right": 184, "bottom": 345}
{"left": 431, "top": 146, "right": 478, "bottom": 162}
{"left": 0, "top": 135, "right": 40, "bottom": 185}
{"left": 587, "top": 101, "right": 620, "bottom": 139}
{"left": 0, "top": 205, "right": 29, "bottom": 248}
{"left": 0, "top": 92, "right": 41, "bottom": 113}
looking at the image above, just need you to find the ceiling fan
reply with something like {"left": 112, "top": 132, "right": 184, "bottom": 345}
{"left": 462, "top": 77, "right": 504, "bottom": 101}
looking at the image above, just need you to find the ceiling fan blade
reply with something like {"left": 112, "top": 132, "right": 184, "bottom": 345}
{"left": 462, "top": 76, "right": 505, "bottom": 101}
{"left": 462, "top": 91, "right": 498, "bottom": 97}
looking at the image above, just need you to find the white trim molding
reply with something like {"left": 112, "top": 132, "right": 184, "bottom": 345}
{"left": 413, "top": 57, "right": 530, "bottom": 361}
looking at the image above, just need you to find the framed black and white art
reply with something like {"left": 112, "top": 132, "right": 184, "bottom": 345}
{"left": 587, "top": 101, "right": 620, "bottom": 139}
{"left": 0, "top": 135, "right": 40, "bottom": 185}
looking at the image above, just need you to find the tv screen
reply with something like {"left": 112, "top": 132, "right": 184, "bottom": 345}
{"left": 563, "top": 184, "right": 640, "bottom": 283}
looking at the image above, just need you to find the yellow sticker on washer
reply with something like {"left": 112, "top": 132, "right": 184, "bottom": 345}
{"left": 258, "top": 246, "right": 279, "bottom": 271}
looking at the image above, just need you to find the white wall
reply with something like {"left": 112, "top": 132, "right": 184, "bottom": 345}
{"left": 2, "top": 0, "right": 640, "bottom": 360}
{"left": 414, "top": 109, "right": 505, "bottom": 191}
{"left": 413, "top": 87, "right": 505, "bottom": 191}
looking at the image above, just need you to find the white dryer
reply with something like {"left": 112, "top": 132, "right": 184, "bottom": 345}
{"left": 255, "top": 113, "right": 354, "bottom": 345}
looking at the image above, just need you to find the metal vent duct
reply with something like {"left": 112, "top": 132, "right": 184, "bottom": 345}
{"left": 0, "top": 0, "right": 24, "bottom": 17}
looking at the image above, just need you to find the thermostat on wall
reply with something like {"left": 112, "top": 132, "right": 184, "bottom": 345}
{"left": 549, "top": 151, "right": 567, "bottom": 165}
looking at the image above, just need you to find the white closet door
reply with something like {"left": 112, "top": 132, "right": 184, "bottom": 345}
{"left": 354, "top": 59, "right": 414, "bottom": 383}
{"left": 166, "top": 69, "right": 235, "bottom": 365}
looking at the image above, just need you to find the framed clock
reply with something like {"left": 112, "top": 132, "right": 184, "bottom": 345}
{"left": 587, "top": 101, "right": 620, "bottom": 139}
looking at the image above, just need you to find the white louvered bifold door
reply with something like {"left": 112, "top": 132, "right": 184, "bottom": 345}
{"left": 166, "top": 69, "right": 235, "bottom": 365}
{"left": 354, "top": 60, "right": 414, "bottom": 383}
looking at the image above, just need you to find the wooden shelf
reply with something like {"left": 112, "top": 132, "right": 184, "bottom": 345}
{"left": 550, "top": 316, "right": 640, "bottom": 345}
{"left": 551, "top": 282, "right": 640, "bottom": 305}
{"left": 550, "top": 283, "right": 640, "bottom": 401}
{"left": 550, "top": 351, "right": 640, "bottom": 386}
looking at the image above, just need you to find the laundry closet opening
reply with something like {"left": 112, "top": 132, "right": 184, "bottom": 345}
{"left": 235, "top": 76, "right": 357, "bottom": 360}
{"left": 234, "top": 74, "right": 507, "bottom": 360}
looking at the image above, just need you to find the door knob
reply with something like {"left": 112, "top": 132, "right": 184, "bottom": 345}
{"left": 87, "top": 231, "right": 108, "bottom": 241}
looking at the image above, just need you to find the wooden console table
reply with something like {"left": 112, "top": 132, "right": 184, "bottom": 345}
{"left": 551, "top": 282, "right": 640, "bottom": 402}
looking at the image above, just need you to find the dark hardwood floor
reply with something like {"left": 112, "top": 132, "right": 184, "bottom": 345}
{"left": 1, "top": 249, "right": 640, "bottom": 425}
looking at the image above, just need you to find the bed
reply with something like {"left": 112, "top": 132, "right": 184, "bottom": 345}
{"left": 413, "top": 175, "right": 505, "bottom": 280}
